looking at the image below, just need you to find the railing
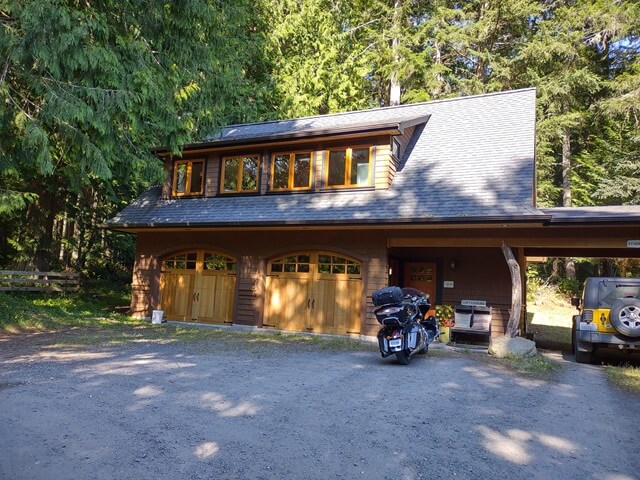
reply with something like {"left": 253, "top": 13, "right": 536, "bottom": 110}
{"left": 0, "top": 270, "right": 81, "bottom": 293}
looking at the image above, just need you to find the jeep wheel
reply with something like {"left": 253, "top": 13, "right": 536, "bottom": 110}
{"left": 610, "top": 298, "right": 640, "bottom": 337}
{"left": 572, "top": 326, "right": 593, "bottom": 364}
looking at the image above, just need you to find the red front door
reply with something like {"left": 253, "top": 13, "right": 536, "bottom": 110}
{"left": 403, "top": 262, "right": 437, "bottom": 317}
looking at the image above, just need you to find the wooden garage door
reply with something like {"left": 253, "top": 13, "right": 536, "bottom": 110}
{"left": 159, "top": 251, "right": 236, "bottom": 323}
{"left": 264, "top": 253, "right": 362, "bottom": 335}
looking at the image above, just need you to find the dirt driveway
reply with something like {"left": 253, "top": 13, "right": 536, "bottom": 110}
{"left": 0, "top": 329, "right": 638, "bottom": 480}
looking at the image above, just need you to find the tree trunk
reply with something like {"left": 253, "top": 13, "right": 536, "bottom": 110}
{"left": 32, "top": 188, "right": 58, "bottom": 272}
{"left": 562, "top": 126, "right": 572, "bottom": 207}
{"left": 562, "top": 126, "right": 576, "bottom": 280}
{"left": 565, "top": 257, "right": 576, "bottom": 280}
{"left": 501, "top": 241, "right": 522, "bottom": 338}
{"left": 389, "top": 0, "right": 402, "bottom": 106}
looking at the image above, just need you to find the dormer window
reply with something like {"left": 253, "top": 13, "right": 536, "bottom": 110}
{"left": 172, "top": 159, "right": 204, "bottom": 197}
{"left": 270, "top": 151, "right": 313, "bottom": 191}
{"left": 326, "top": 146, "right": 372, "bottom": 188}
{"left": 221, "top": 154, "right": 259, "bottom": 193}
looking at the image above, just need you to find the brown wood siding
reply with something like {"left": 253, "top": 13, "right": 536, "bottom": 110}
{"left": 234, "top": 255, "right": 263, "bottom": 326}
{"left": 313, "top": 149, "right": 324, "bottom": 190}
{"left": 373, "top": 144, "right": 391, "bottom": 189}
{"left": 259, "top": 153, "right": 269, "bottom": 195}
{"left": 390, "top": 246, "right": 512, "bottom": 337}
{"left": 162, "top": 158, "right": 172, "bottom": 199}
{"left": 376, "top": 127, "right": 415, "bottom": 188}
{"left": 440, "top": 247, "right": 512, "bottom": 337}
{"left": 361, "top": 252, "right": 390, "bottom": 336}
{"left": 130, "top": 250, "right": 161, "bottom": 318}
{"left": 205, "top": 153, "right": 220, "bottom": 197}
{"left": 395, "top": 126, "right": 415, "bottom": 157}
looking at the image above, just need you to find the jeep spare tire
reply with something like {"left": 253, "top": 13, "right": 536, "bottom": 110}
{"left": 610, "top": 298, "right": 640, "bottom": 337}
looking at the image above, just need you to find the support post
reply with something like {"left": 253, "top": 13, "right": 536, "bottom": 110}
{"left": 501, "top": 241, "right": 522, "bottom": 338}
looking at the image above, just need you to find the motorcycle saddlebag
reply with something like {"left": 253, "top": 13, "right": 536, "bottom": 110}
{"left": 372, "top": 286, "right": 404, "bottom": 306}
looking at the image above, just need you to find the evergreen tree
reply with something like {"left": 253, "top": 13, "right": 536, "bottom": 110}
{"left": 0, "top": 0, "right": 276, "bottom": 270}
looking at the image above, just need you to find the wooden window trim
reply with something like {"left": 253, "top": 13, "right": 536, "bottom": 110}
{"left": 220, "top": 154, "right": 260, "bottom": 194}
{"left": 172, "top": 159, "right": 205, "bottom": 197}
{"left": 269, "top": 151, "right": 313, "bottom": 192}
{"left": 323, "top": 145, "right": 373, "bottom": 189}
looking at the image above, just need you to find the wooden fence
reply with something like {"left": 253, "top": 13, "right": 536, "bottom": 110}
{"left": 0, "top": 271, "right": 81, "bottom": 293}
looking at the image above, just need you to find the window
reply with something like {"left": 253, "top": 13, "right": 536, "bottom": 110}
{"left": 204, "top": 253, "right": 236, "bottom": 272}
{"left": 270, "top": 152, "right": 312, "bottom": 191}
{"left": 326, "top": 147, "right": 371, "bottom": 187}
{"left": 221, "top": 155, "right": 259, "bottom": 193}
{"left": 318, "top": 255, "right": 361, "bottom": 275}
{"left": 172, "top": 159, "right": 204, "bottom": 196}
{"left": 392, "top": 138, "right": 401, "bottom": 159}
{"left": 162, "top": 252, "right": 197, "bottom": 270}
{"left": 270, "top": 254, "right": 311, "bottom": 273}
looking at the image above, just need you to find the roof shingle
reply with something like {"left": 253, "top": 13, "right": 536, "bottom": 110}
{"left": 109, "top": 88, "right": 545, "bottom": 228}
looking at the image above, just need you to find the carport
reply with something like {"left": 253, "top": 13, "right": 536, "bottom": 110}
{"left": 386, "top": 205, "right": 640, "bottom": 337}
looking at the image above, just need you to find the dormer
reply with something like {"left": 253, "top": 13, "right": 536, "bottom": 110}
{"left": 157, "top": 110, "right": 430, "bottom": 200}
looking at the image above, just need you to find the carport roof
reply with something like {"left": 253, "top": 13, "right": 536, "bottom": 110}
{"left": 541, "top": 206, "right": 640, "bottom": 225}
{"left": 109, "top": 88, "right": 580, "bottom": 230}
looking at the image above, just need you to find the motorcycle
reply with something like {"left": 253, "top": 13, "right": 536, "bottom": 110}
{"left": 373, "top": 286, "right": 439, "bottom": 365}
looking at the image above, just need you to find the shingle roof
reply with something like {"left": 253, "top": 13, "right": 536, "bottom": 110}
{"left": 200, "top": 111, "right": 431, "bottom": 145}
{"left": 109, "top": 88, "right": 548, "bottom": 229}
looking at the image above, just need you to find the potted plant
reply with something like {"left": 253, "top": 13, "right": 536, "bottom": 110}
{"left": 435, "top": 304, "right": 455, "bottom": 344}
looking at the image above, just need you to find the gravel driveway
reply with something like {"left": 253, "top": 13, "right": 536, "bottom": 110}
{"left": 0, "top": 328, "right": 638, "bottom": 480}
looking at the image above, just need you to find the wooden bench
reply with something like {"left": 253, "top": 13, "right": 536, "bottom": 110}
{"left": 0, "top": 270, "right": 80, "bottom": 293}
{"left": 450, "top": 304, "right": 492, "bottom": 343}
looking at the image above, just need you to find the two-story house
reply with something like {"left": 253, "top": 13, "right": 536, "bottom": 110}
{"left": 107, "top": 88, "right": 640, "bottom": 338}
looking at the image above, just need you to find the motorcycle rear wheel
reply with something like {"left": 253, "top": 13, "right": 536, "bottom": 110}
{"left": 395, "top": 350, "right": 411, "bottom": 365}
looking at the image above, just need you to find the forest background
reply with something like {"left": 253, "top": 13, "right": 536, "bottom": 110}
{"left": 1, "top": 0, "right": 639, "bottom": 294}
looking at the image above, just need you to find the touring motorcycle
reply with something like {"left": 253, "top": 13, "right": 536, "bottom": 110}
{"left": 373, "top": 286, "right": 439, "bottom": 365}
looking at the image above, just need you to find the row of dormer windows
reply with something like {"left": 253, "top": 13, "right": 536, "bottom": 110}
{"left": 171, "top": 145, "right": 374, "bottom": 197}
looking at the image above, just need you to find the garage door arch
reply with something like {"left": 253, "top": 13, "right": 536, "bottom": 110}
{"left": 159, "top": 250, "right": 236, "bottom": 323}
{"left": 264, "top": 251, "right": 363, "bottom": 335}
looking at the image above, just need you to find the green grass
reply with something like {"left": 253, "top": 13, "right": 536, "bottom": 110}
{"left": 605, "top": 364, "right": 640, "bottom": 393}
{"left": 526, "top": 283, "right": 574, "bottom": 351}
{"left": 0, "top": 291, "right": 377, "bottom": 353}
{"left": 0, "top": 290, "right": 141, "bottom": 333}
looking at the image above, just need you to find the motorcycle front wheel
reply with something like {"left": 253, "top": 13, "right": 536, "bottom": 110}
{"left": 395, "top": 350, "right": 411, "bottom": 365}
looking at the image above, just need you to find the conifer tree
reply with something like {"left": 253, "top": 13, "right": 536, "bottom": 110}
{"left": 0, "top": 0, "right": 275, "bottom": 270}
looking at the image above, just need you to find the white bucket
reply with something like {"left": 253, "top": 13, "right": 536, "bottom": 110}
{"left": 151, "top": 310, "right": 165, "bottom": 324}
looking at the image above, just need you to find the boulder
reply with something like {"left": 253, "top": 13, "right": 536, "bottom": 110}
{"left": 488, "top": 336, "right": 537, "bottom": 358}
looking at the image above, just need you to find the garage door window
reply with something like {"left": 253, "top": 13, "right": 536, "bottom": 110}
{"left": 270, "top": 254, "right": 311, "bottom": 273}
{"left": 162, "top": 252, "right": 197, "bottom": 270}
{"left": 204, "top": 253, "right": 236, "bottom": 271}
{"left": 318, "top": 255, "right": 361, "bottom": 275}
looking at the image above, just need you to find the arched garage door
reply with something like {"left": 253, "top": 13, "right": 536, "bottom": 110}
{"left": 264, "top": 252, "right": 362, "bottom": 335}
{"left": 159, "top": 251, "right": 236, "bottom": 323}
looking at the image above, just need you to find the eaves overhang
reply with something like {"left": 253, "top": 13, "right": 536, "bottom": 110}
{"left": 105, "top": 213, "right": 550, "bottom": 233}
{"left": 541, "top": 207, "right": 640, "bottom": 226}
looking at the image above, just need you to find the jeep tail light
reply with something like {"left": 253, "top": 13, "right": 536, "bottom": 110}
{"left": 582, "top": 310, "right": 593, "bottom": 323}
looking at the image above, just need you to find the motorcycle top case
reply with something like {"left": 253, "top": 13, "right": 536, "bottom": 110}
{"left": 372, "top": 286, "right": 404, "bottom": 306}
